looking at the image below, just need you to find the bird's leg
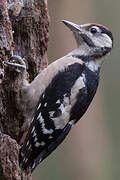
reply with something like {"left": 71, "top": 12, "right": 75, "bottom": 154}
{"left": 3, "top": 55, "right": 30, "bottom": 142}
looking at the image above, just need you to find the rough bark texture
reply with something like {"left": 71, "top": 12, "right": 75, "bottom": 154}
{"left": 0, "top": 0, "right": 50, "bottom": 179}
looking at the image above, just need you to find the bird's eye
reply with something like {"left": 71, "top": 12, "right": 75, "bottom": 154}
{"left": 90, "top": 27, "right": 98, "bottom": 34}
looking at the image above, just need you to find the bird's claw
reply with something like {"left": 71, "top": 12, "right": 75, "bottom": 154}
{"left": 5, "top": 55, "right": 26, "bottom": 73}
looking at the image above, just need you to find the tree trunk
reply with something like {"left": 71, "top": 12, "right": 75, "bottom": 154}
{"left": 0, "top": 0, "right": 50, "bottom": 179}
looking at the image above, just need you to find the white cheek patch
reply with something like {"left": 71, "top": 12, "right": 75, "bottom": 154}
{"left": 102, "top": 33, "right": 112, "bottom": 48}
{"left": 93, "top": 34, "right": 112, "bottom": 48}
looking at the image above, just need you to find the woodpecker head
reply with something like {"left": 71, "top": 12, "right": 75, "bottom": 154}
{"left": 62, "top": 20, "right": 113, "bottom": 59}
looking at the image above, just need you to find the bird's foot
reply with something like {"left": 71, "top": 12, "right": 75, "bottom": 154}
{"left": 5, "top": 55, "right": 26, "bottom": 74}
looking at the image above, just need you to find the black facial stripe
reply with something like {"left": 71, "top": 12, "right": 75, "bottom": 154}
{"left": 72, "top": 46, "right": 111, "bottom": 61}
{"left": 81, "top": 34, "right": 95, "bottom": 47}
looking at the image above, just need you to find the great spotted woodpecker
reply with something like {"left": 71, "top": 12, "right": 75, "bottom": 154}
{"left": 8, "top": 20, "right": 113, "bottom": 172}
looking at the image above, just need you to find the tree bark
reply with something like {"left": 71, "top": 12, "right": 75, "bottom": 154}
{"left": 0, "top": 0, "right": 50, "bottom": 179}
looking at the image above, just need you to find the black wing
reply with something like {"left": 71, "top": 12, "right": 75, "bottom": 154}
{"left": 20, "top": 62, "right": 85, "bottom": 171}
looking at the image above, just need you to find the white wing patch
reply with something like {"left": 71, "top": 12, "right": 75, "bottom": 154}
{"left": 31, "top": 126, "right": 35, "bottom": 133}
{"left": 56, "top": 99, "right": 60, "bottom": 104}
{"left": 37, "top": 103, "right": 41, "bottom": 110}
{"left": 32, "top": 131, "right": 37, "bottom": 137}
{"left": 70, "top": 73, "right": 85, "bottom": 104}
{"left": 44, "top": 103, "right": 47, "bottom": 107}
{"left": 58, "top": 104, "right": 66, "bottom": 114}
{"left": 34, "top": 137, "right": 38, "bottom": 143}
{"left": 49, "top": 111, "right": 55, "bottom": 117}
{"left": 52, "top": 73, "right": 86, "bottom": 130}
{"left": 35, "top": 142, "right": 45, "bottom": 147}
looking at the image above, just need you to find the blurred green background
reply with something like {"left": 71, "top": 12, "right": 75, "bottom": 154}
{"left": 33, "top": 0, "right": 120, "bottom": 180}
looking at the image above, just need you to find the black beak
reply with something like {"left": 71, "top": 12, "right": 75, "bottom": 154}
{"left": 62, "top": 20, "right": 82, "bottom": 32}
